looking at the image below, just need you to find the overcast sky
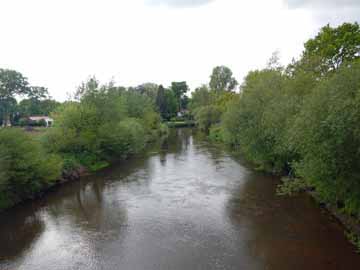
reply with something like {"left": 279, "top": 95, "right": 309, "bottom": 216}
{"left": 0, "top": 0, "right": 359, "bottom": 101}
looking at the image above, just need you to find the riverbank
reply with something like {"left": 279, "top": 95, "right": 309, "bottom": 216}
{"left": 309, "top": 191, "right": 360, "bottom": 251}
{"left": 210, "top": 137, "right": 360, "bottom": 251}
{"left": 275, "top": 173, "right": 360, "bottom": 250}
{"left": 0, "top": 122, "right": 169, "bottom": 212}
{"left": 2, "top": 128, "right": 359, "bottom": 270}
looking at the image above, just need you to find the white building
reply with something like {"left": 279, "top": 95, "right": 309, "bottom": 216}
{"left": 28, "top": 116, "right": 54, "bottom": 127}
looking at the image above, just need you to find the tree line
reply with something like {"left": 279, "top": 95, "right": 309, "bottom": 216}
{"left": 0, "top": 75, "right": 191, "bottom": 210}
{"left": 190, "top": 22, "right": 360, "bottom": 218}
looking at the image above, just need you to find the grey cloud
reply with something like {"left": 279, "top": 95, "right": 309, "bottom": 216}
{"left": 284, "top": 0, "right": 360, "bottom": 25}
{"left": 286, "top": 0, "right": 360, "bottom": 9}
{"left": 145, "top": 0, "right": 215, "bottom": 8}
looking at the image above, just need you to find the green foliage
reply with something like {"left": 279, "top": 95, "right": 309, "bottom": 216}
{"left": 289, "top": 60, "right": 360, "bottom": 215}
{"left": 62, "top": 155, "right": 81, "bottom": 172}
{"left": 0, "top": 69, "right": 29, "bottom": 126}
{"left": 222, "top": 69, "right": 287, "bottom": 172}
{"left": 166, "top": 121, "right": 195, "bottom": 128}
{"left": 190, "top": 84, "right": 238, "bottom": 135}
{"left": 0, "top": 69, "right": 30, "bottom": 99}
{"left": 189, "top": 85, "right": 212, "bottom": 112}
{"left": 156, "top": 85, "right": 178, "bottom": 120}
{"left": 345, "top": 231, "right": 360, "bottom": 253}
{"left": 44, "top": 78, "right": 162, "bottom": 171}
{"left": 99, "top": 118, "right": 146, "bottom": 159}
{"left": 302, "top": 22, "right": 360, "bottom": 75}
{"left": 195, "top": 105, "right": 222, "bottom": 132}
{"left": 0, "top": 69, "right": 52, "bottom": 126}
{"left": 276, "top": 177, "right": 308, "bottom": 196}
{"left": 132, "top": 83, "right": 159, "bottom": 101}
{"left": 208, "top": 125, "right": 224, "bottom": 142}
{"left": 217, "top": 23, "right": 360, "bottom": 217}
{"left": 171, "top": 81, "right": 189, "bottom": 111}
{"left": 17, "top": 98, "right": 60, "bottom": 118}
{"left": 0, "top": 129, "right": 62, "bottom": 209}
{"left": 209, "top": 66, "right": 238, "bottom": 92}
{"left": 158, "top": 123, "right": 170, "bottom": 137}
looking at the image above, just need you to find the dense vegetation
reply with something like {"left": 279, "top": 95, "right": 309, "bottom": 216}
{"left": 0, "top": 76, "right": 185, "bottom": 210}
{"left": 192, "top": 22, "right": 360, "bottom": 218}
{"left": 44, "top": 78, "right": 166, "bottom": 171}
{"left": 0, "top": 129, "right": 62, "bottom": 209}
{"left": 0, "top": 63, "right": 197, "bottom": 210}
{"left": 1, "top": 21, "right": 360, "bottom": 223}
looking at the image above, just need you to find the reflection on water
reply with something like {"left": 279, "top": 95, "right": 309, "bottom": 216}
{"left": 0, "top": 128, "right": 359, "bottom": 270}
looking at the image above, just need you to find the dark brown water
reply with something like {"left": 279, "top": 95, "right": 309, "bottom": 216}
{"left": 1, "top": 128, "right": 359, "bottom": 270}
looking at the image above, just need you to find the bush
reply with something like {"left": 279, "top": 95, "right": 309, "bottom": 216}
{"left": 194, "top": 105, "right": 222, "bottom": 132}
{"left": 158, "top": 123, "right": 170, "bottom": 137}
{"left": 18, "top": 118, "right": 29, "bottom": 127}
{"left": 289, "top": 61, "right": 360, "bottom": 215}
{"left": 99, "top": 118, "right": 146, "bottom": 159}
{"left": 208, "top": 125, "right": 224, "bottom": 142}
{"left": 0, "top": 129, "right": 62, "bottom": 209}
{"left": 44, "top": 81, "right": 161, "bottom": 171}
{"left": 221, "top": 69, "right": 286, "bottom": 172}
{"left": 276, "top": 177, "right": 308, "bottom": 196}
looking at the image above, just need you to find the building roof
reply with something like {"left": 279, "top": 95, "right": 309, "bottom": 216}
{"left": 28, "top": 116, "right": 53, "bottom": 121}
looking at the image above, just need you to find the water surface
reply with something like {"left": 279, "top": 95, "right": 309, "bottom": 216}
{"left": 1, "top": 128, "right": 359, "bottom": 270}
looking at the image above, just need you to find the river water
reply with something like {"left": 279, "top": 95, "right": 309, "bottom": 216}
{"left": 1, "top": 128, "right": 359, "bottom": 270}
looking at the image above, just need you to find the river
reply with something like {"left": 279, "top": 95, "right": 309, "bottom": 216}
{"left": 0, "top": 128, "right": 359, "bottom": 270}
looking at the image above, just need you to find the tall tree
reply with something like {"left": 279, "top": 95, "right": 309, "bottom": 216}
{"left": 134, "top": 83, "right": 159, "bottom": 102}
{"left": 209, "top": 66, "right": 238, "bottom": 92}
{"left": 28, "top": 86, "right": 49, "bottom": 100}
{"left": 155, "top": 85, "right": 177, "bottom": 120}
{"left": 0, "top": 69, "right": 29, "bottom": 126}
{"left": 156, "top": 85, "right": 166, "bottom": 117}
{"left": 301, "top": 22, "right": 360, "bottom": 76}
{"left": 171, "top": 81, "right": 189, "bottom": 112}
{"left": 189, "top": 85, "right": 212, "bottom": 112}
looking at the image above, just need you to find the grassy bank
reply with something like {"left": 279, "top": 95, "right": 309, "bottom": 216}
{"left": 0, "top": 80, "right": 168, "bottom": 211}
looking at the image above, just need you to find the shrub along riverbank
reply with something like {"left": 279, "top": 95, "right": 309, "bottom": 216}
{"left": 191, "top": 23, "right": 360, "bottom": 228}
{"left": 0, "top": 79, "right": 168, "bottom": 211}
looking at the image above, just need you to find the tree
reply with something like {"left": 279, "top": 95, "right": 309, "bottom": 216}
{"left": 28, "top": 86, "right": 49, "bottom": 100}
{"left": 15, "top": 86, "right": 55, "bottom": 124}
{"left": 0, "top": 69, "right": 29, "bottom": 126}
{"left": 0, "top": 129, "right": 62, "bottom": 209}
{"left": 17, "top": 99, "right": 60, "bottom": 119}
{"left": 189, "top": 85, "right": 211, "bottom": 112}
{"left": 289, "top": 60, "right": 360, "bottom": 214}
{"left": 75, "top": 76, "right": 100, "bottom": 101}
{"left": 194, "top": 105, "right": 222, "bottom": 132}
{"left": 267, "top": 51, "right": 283, "bottom": 71}
{"left": 209, "top": 66, "right": 238, "bottom": 92}
{"left": 163, "top": 89, "right": 178, "bottom": 120}
{"left": 133, "top": 83, "right": 159, "bottom": 102}
{"left": 171, "top": 81, "right": 189, "bottom": 112}
{"left": 156, "top": 85, "right": 177, "bottom": 120}
{"left": 221, "top": 69, "right": 286, "bottom": 170}
{"left": 156, "top": 85, "right": 166, "bottom": 117}
{"left": 301, "top": 22, "right": 360, "bottom": 76}
{"left": 0, "top": 97, "right": 17, "bottom": 127}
